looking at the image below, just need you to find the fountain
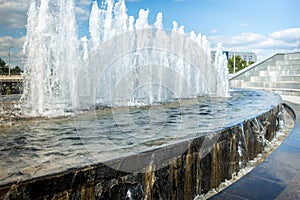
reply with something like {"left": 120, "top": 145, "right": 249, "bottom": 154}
{"left": 21, "top": 0, "right": 81, "bottom": 116}
{"left": 0, "top": 0, "right": 294, "bottom": 199}
{"left": 21, "top": 0, "right": 229, "bottom": 116}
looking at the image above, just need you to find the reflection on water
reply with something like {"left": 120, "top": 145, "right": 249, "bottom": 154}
{"left": 0, "top": 89, "right": 281, "bottom": 185}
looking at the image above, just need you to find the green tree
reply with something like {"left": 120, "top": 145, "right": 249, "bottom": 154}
{"left": 0, "top": 58, "right": 23, "bottom": 75}
{"left": 227, "top": 56, "right": 254, "bottom": 74}
{"left": 0, "top": 58, "right": 6, "bottom": 68}
{"left": 11, "top": 66, "right": 23, "bottom": 75}
{"left": 0, "top": 58, "right": 8, "bottom": 75}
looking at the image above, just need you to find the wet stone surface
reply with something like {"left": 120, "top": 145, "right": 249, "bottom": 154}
{"left": 210, "top": 102, "right": 300, "bottom": 200}
{"left": 0, "top": 97, "right": 284, "bottom": 199}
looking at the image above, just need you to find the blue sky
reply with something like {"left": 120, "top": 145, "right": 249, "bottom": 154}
{"left": 0, "top": 0, "right": 300, "bottom": 67}
{"left": 125, "top": 0, "right": 299, "bottom": 35}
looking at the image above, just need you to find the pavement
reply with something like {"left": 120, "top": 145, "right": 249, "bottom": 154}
{"left": 210, "top": 99, "right": 300, "bottom": 200}
{"left": 0, "top": 75, "right": 23, "bottom": 83}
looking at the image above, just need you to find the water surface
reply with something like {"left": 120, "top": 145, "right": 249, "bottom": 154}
{"left": 0, "top": 89, "right": 281, "bottom": 185}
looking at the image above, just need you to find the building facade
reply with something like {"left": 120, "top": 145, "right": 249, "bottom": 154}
{"left": 224, "top": 51, "right": 257, "bottom": 63}
{"left": 212, "top": 51, "right": 257, "bottom": 63}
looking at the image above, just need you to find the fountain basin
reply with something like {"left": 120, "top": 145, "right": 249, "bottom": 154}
{"left": 0, "top": 89, "right": 288, "bottom": 199}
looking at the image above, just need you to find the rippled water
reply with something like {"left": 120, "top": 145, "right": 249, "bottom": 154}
{"left": 0, "top": 89, "right": 281, "bottom": 185}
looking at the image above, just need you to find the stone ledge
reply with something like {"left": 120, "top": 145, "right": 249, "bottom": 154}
{"left": 0, "top": 104, "right": 282, "bottom": 200}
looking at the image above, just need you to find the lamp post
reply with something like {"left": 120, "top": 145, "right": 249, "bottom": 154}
{"left": 8, "top": 47, "right": 11, "bottom": 76}
{"left": 2, "top": 47, "right": 12, "bottom": 76}
{"left": 233, "top": 43, "right": 236, "bottom": 74}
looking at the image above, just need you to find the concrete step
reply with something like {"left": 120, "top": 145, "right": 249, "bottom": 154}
{"left": 260, "top": 69, "right": 300, "bottom": 76}
{"left": 276, "top": 60, "right": 300, "bottom": 65}
{"left": 268, "top": 65, "right": 300, "bottom": 71}
{"left": 245, "top": 82, "right": 300, "bottom": 90}
{"left": 244, "top": 87, "right": 300, "bottom": 96}
{"left": 280, "top": 70, "right": 300, "bottom": 76}
{"left": 273, "top": 89, "right": 300, "bottom": 97}
{"left": 250, "top": 75, "right": 300, "bottom": 82}
{"left": 230, "top": 52, "right": 300, "bottom": 97}
{"left": 284, "top": 52, "right": 300, "bottom": 60}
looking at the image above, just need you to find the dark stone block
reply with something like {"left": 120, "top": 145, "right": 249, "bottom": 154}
{"left": 0, "top": 104, "right": 282, "bottom": 199}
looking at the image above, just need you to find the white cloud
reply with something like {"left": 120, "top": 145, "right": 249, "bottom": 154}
{"left": 208, "top": 33, "right": 265, "bottom": 48}
{"left": 270, "top": 28, "right": 300, "bottom": 42}
{"left": 0, "top": 36, "right": 24, "bottom": 50}
{"left": 233, "top": 33, "right": 266, "bottom": 46}
{"left": 0, "top": 0, "right": 94, "bottom": 67}
{"left": 240, "top": 23, "right": 249, "bottom": 27}
{"left": 75, "top": 0, "right": 93, "bottom": 21}
{"left": 0, "top": 0, "right": 93, "bottom": 29}
{"left": 209, "top": 29, "right": 219, "bottom": 34}
{"left": 0, "top": 36, "right": 25, "bottom": 67}
{"left": 0, "top": 0, "right": 30, "bottom": 29}
{"left": 209, "top": 28, "right": 300, "bottom": 60}
{"left": 252, "top": 38, "right": 293, "bottom": 50}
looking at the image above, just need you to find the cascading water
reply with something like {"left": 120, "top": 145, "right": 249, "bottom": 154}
{"left": 22, "top": 0, "right": 81, "bottom": 116}
{"left": 21, "top": 0, "right": 229, "bottom": 116}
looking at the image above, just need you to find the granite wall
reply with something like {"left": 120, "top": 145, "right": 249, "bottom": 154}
{"left": 230, "top": 52, "right": 300, "bottom": 97}
{"left": 0, "top": 104, "right": 282, "bottom": 200}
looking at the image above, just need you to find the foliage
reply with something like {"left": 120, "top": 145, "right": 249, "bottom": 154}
{"left": 0, "top": 58, "right": 6, "bottom": 68}
{"left": 227, "top": 55, "right": 254, "bottom": 74}
{"left": 0, "top": 58, "right": 23, "bottom": 75}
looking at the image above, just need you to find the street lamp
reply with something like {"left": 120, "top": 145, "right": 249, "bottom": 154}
{"left": 1, "top": 47, "right": 12, "bottom": 76}
{"left": 8, "top": 47, "right": 11, "bottom": 76}
{"left": 233, "top": 43, "right": 236, "bottom": 74}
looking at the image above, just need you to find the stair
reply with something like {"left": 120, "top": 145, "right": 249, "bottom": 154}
{"left": 230, "top": 52, "right": 300, "bottom": 100}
